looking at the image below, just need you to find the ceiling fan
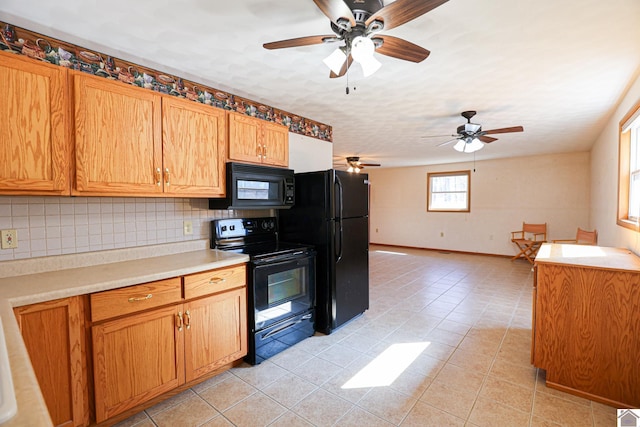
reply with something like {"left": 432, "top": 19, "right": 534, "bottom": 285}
{"left": 263, "top": 0, "right": 449, "bottom": 78}
{"left": 334, "top": 156, "right": 380, "bottom": 173}
{"left": 427, "top": 111, "right": 524, "bottom": 153}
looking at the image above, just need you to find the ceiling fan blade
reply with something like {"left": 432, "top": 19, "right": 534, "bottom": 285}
{"left": 330, "top": 54, "right": 353, "bottom": 78}
{"left": 421, "top": 134, "right": 456, "bottom": 139}
{"left": 478, "top": 136, "right": 498, "bottom": 143}
{"left": 482, "top": 126, "right": 524, "bottom": 135}
{"left": 263, "top": 35, "right": 336, "bottom": 50}
{"left": 360, "top": 163, "right": 381, "bottom": 167}
{"left": 365, "top": 0, "right": 449, "bottom": 31}
{"left": 436, "top": 138, "right": 459, "bottom": 147}
{"left": 374, "top": 35, "right": 430, "bottom": 63}
{"left": 313, "top": 0, "right": 356, "bottom": 27}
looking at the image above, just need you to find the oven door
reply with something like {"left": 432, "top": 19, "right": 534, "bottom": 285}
{"left": 251, "top": 252, "right": 315, "bottom": 331}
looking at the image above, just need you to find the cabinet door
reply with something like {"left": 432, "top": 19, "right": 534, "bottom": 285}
{"left": 0, "top": 51, "right": 70, "bottom": 195}
{"left": 162, "top": 97, "right": 226, "bottom": 196}
{"left": 92, "top": 305, "right": 184, "bottom": 422}
{"left": 228, "top": 112, "right": 262, "bottom": 164}
{"left": 184, "top": 288, "right": 247, "bottom": 383}
{"left": 73, "top": 73, "right": 163, "bottom": 196}
{"left": 14, "top": 296, "right": 88, "bottom": 427}
{"left": 262, "top": 121, "right": 289, "bottom": 167}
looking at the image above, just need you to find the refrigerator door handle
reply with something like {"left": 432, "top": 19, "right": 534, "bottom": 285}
{"left": 334, "top": 174, "right": 344, "bottom": 262}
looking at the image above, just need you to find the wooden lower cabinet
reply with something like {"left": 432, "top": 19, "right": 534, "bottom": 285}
{"left": 91, "top": 268, "right": 247, "bottom": 423}
{"left": 184, "top": 288, "right": 247, "bottom": 382}
{"left": 14, "top": 296, "right": 89, "bottom": 427}
{"left": 92, "top": 305, "right": 185, "bottom": 422}
{"left": 533, "top": 244, "right": 640, "bottom": 407}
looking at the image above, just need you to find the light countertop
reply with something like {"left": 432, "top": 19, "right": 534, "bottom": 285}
{"left": 0, "top": 239, "right": 249, "bottom": 426}
{"left": 535, "top": 243, "right": 640, "bottom": 272}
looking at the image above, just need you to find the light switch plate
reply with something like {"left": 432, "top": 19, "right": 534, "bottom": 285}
{"left": 1, "top": 230, "right": 17, "bottom": 249}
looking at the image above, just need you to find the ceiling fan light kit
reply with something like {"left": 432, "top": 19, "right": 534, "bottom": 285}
{"left": 453, "top": 138, "right": 484, "bottom": 153}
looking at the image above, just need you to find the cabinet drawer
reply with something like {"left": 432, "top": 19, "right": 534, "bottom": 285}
{"left": 90, "top": 278, "right": 182, "bottom": 322}
{"left": 184, "top": 264, "right": 246, "bottom": 300}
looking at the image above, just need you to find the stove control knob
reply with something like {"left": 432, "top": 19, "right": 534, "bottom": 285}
{"left": 268, "top": 220, "right": 275, "bottom": 230}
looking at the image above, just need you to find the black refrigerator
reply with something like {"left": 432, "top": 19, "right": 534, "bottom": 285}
{"left": 278, "top": 169, "right": 369, "bottom": 334}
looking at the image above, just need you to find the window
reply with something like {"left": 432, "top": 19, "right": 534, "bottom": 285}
{"left": 618, "top": 99, "right": 640, "bottom": 230}
{"left": 427, "top": 170, "right": 470, "bottom": 212}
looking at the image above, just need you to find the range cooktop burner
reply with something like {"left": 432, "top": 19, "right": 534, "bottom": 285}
{"left": 211, "top": 217, "right": 313, "bottom": 261}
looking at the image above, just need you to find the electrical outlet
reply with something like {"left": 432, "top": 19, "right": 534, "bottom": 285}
{"left": 183, "top": 221, "right": 193, "bottom": 235}
{"left": 1, "top": 229, "right": 18, "bottom": 249}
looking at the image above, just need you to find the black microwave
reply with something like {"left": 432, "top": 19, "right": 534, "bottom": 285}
{"left": 209, "top": 163, "right": 295, "bottom": 210}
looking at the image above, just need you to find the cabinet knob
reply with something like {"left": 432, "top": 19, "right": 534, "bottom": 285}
{"left": 155, "top": 168, "right": 162, "bottom": 186}
{"left": 164, "top": 168, "right": 170, "bottom": 186}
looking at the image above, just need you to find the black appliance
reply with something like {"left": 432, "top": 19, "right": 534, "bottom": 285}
{"left": 209, "top": 163, "right": 295, "bottom": 210}
{"left": 211, "top": 217, "right": 315, "bottom": 365}
{"left": 279, "top": 170, "right": 369, "bottom": 334}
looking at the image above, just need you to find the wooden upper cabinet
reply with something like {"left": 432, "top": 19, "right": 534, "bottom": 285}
{"left": 0, "top": 51, "right": 70, "bottom": 195}
{"left": 74, "top": 73, "right": 227, "bottom": 197}
{"left": 228, "top": 112, "right": 289, "bottom": 167}
{"left": 228, "top": 112, "right": 262, "bottom": 164}
{"left": 162, "top": 97, "right": 226, "bottom": 197}
{"left": 262, "top": 121, "right": 289, "bottom": 167}
{"left": 73, "top": 72, "right": 163, "bottom": 196}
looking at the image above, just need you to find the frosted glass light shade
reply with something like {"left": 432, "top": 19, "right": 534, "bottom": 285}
{"left": 351, "top": 36, "right": 381, "bottom": 77}
{"left": 467, "top": 138, "right": 484, "bottom": 152}
{"left": 323, "top": 48, "right": 347, "bottom": 74}
{"left": 453, "top": 139, "right": 466, "bottom": 152}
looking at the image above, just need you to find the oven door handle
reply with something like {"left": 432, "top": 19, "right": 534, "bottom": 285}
{"left": 261, "top": 313, "right": 313, "bottom": 340}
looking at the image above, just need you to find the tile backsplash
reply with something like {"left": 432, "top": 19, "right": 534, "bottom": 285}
{"left": 0, "top": 196, "right": 260, "bottom": 262}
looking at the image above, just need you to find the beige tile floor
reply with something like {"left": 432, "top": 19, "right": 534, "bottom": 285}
{"left": 115, "top": 245, "right": 618, "bottom": 427}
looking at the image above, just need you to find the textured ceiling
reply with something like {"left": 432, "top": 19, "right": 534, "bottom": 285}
{"left": 2, "top": 0, "right": 639, "bottom": 169}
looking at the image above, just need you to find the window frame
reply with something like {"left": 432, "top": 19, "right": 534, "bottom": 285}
{"left": 617, "top": 98, "right": 640, "bottom": 231}
{"left": 427, "top": 170, "right": 471, "bottom": 213}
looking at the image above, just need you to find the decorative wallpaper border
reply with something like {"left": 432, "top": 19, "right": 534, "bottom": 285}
{"left": 0, "top": 22, "right": 333, "bottom": 142}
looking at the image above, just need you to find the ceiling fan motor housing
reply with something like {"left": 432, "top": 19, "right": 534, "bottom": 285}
{"left": 344, "top": 0, "right": 384, "bottom": 22}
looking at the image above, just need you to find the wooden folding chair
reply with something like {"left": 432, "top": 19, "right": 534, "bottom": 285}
{"left": 511, "top": 222, "right": 547, "bottom": 264}
{"left": 553, "top": 227, "right": 598, "bottom": 245}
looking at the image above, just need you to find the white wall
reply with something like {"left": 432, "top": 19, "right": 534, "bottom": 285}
{"left": 591, "top": 72, "right": 640, "bottom": 251}
{"left": 368, "top": 152, "right": 590, "bottom": 256}
{"left": 288, "top": 133, "right": 333, "bottom": 173}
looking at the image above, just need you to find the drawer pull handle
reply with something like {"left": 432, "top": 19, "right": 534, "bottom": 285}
{"left": 154, "top": 168, "right": 162, "bottom": 186}
{"left": 164, "top": 168, "right": 171, "bottom": 186}
{"left": 128, "top": 294, "right": 152, "bottom": 303}
{"left": 176, "top": 311, "right": 183, "bottom": 332}
{"left": 263, "top": 144, "right": 267, "bottom": 159}
{"left": 184, "top": 310, "right": 191, "bottom": 330}
{"left": 209, "top": 277, "right": 226, "bottom": 285}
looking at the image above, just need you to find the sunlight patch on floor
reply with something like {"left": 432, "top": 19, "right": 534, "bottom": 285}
{"left": 373, "top": 250, "right": 407, "bottom": 256}
{"left": 341, "top": 342, "right": 430, "bottom": 389}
